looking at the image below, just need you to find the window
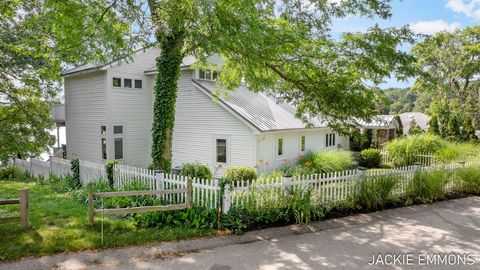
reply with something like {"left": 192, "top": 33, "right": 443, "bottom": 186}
{"left": 101, "top": 126, "right": 106, "bottom": 135}
{"left": 101, "top": 138, "right": 107, "bottom": 160}
{"left": 113, "top": 125, "right": 123, "bottom": 134}
{"left": 199, "top": 69, "right": 206, "bottom": 79}
{"left": 124, "top": 78, "right": 132, "bottom": 88}
{"left": 112, "top": 77, "right": 121, "bottom": 87}
{"left": 134, "top": 79, "right": 142, "bottom": 89}
{"left": 277, "top": 138, "right": 283, "bottom": 156}
{"left": 216, "top": 139, "right": 227, "bottom": 163}
{"left": 300, "top": 135, "right": 305, "bottom": 152}
{"left": 114, "top": 138, "right": 123, "bottom": 159}
{"left": 212, "top": 71, "right": 219, "bottom": 80}
{"left": 326, "top": 133, "right": 336, "bottom": 147}
{"left": 198, "top": 69, "right": 219, "bottom": 81}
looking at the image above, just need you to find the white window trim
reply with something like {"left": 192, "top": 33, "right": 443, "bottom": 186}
{"left": 111, "top": 76, "right": 144, "bottom": 90}
{"left": 196, "top": 68, "right": 219, "bottom": 81}
{"left": 325, "top": 132, "right": 336, "bottom": 148}
{"left": 213, "top": 135, "right": 230, "bottom": 166}
{"left": 113, "top": 123, "right": 125, "bottom": 161}
{"left": 276, "top": 135, "right": 285, "bottom": 159}
{"left": 299, "top": 133, "right": 306, "bottom": 154}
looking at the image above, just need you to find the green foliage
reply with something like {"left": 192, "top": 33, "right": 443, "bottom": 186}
{"left": 408, "top": 119, "right": 424, "bottom": 135}
{"left": 385, "top": 134, "right": 446, "bottom": 166}
{"left": 180, "top": 163, "right": 212, "bottom": 180}
{"left": 435, "top": 142, "right": 480, "bottom": 163}
{"left": 299, "top": 150, "right": 353, "bottom": 173}
{"left": 456, "top": 166, "right": 480, "bottom": 194}
{"left": 462, "top": 116, "right": 477, "bottom": 141}
{"left": 0, "top": 166, "right": 31, "bottom": 182}
{"left": 354, "top": 176, "right": 397, "bottom": 210}
{"left": 379, "top": 88, "right": 417, "bottom": 114}
{"left": 105, "top": 160, "right": 119, "bottom": 188}
{"left": 406, "top": 170, "right": 448, "bottom": 204}
{"left": 224, "top": 166, "right": 257, "bottom": 184}
{"left": 49, "top": 173, "right": 80, "bottom": 193}
{"left": 221, "top": 187, "right": 325, "bottom": 234}
{"left": 358, "top": 148, "right": 381, "bottom": 168}
{"left": 132, "top": 206, "right": 218, "bottom": 230}
{"left": 70, "top": 158, "right": 80, "bottom": 187}
{"left": 428, "top": 115, "right": 440, "bottom": 135}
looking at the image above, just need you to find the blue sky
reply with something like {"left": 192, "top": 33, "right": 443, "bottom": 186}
{"left": 329, "top": 0, "right": 480, "bottom": 88}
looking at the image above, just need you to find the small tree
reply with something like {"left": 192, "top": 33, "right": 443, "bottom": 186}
{"left": 408, "top": 119, "right": 423, "bottom": 135}
{"left": 445, "top": 115, "right": 461, "bottom": 139}
{"left": 428, "top": 115, "right": 440, "bottom": 135}
{"left": 462, "top": 116, "right": 477, "bottom": 141}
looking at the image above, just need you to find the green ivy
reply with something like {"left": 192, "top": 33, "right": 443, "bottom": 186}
{"left": 105, "top": 160, "right": 119, "bottom": 188}
{"left": 70, "top": 158, "right": 80, "bottom": 187}
{"left": 151, "top": 38, "right": 184, "bottom": 172}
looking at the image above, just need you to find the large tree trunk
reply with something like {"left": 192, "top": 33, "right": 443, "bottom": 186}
{"left": 151, "top": 38, "right": 184, "bottom": 171}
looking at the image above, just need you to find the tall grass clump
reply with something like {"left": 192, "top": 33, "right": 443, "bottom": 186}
{"left": 354, "top": 176, "right": 397, "bottom": 210}
{"left": 406, "top": 170, "right": 448, "bottom": 204}
{"left": 385, "top": 134, "right": 446, "bottom": 166}
{"left": 435, "top": 142, "right": 480, "bottom": 163}
{"left": 300, "top": 150, "right": 353, "bottom": 173}
{"left": 455, "top": 166, "right": 480, "bottom": 194}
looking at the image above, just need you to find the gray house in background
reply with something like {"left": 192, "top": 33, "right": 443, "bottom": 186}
{"left": 399, "top": 112, "right": 430, "bottom": 135}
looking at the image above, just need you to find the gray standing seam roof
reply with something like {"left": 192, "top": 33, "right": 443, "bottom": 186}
{"left": 193, "top": 80, "right": 327, "bottom": 132}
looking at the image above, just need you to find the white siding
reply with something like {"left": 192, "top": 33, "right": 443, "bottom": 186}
{"left": 106, "top": 48, "right": 160, "bottom": 167}
{"left": 65, "top": 71, "right": 107, "bottom": 162}
{"left": 171, "top": 70, "right": 257, "bottom": 177}
{"left": 256, "top": 129, "right": 350, "bottom": 170}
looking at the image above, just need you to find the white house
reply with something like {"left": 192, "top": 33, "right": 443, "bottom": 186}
{"left": 62, "top": 47, "right": 349, "bottom": 175}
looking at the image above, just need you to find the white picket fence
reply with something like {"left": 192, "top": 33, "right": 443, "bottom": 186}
{"left": 10, "top": 157, "right": 478, "bottom": 213}
{"left": 79, "top": 160, "right": 107, "bottom": 184}
{"left": 380, "top": 150, "right": 436, "bottom": 167}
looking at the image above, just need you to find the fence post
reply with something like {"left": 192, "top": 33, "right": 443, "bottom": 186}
{"left": 155, "top": 171, "right": 164, "bottom": 191}
{"left": 413, "top": 161, "right": 421, "bottom": 172}
{"left": 222, "top": 184, "right": 231, "bottom": 213}
{"left": 355, "top": 167, "right": 366, "bottom": 192}
{"left": 19, "top": 189, "right": 30, "bottom": 229}
{"left": 49, "top": 156, "right": 54, "bottom": 175}
{"left": 186, "top": 178, "right": 193, "bottom": 208}
{"left": 282, "top": 173, "right": 292, "bottom": 195}
{"left": 87, "top": 183, "right": 94, "bottom": 225}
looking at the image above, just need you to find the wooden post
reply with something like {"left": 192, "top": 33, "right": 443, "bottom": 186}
{"left": 88, "top": 183, "right": 94, "bottom": 225}
{"left": 186, "top": 178, "right": 193, "bottom": 208}
{"left": 19, "top": 189, "right": 29, "bottom": 229}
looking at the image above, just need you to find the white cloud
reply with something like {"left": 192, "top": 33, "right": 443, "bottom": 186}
{"left": 409, "top": 20, "right": 461, "bottom": 35}
{"left": 446, "top": 0, "right": 480, "bottom": 19}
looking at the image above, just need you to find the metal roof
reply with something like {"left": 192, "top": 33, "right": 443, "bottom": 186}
{"left": 193, "top": 80, "right": 327, "bottom": 132}
{"left": 399, "top": 112, "right": 430, "bottom": 134}
{"left": 358, "top": 115, "right": 397, "bottom": 128}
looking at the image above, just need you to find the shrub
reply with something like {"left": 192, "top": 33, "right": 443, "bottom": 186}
{"left": 70, "top": 158, "right": 80, "bottom": 186}
{"left": 105, "top": 160, "right": 119, "bottom": 188}
{"left": 133, "top": 206, "right": 217, "bottom": 230}
{"left": 406, "top": 170, "right": 448, "bottom": 204}
{"left": 50, "top": 173, "right": 81, "bottom": 193}
{"left": 385, "top": 134, "right": 446, "bottom": 166}
{"left": 456, "top": 166, "right": 480, "bottom": 194}
{"left": 358, "top": 148, "right": 381, "bottom": 168}
{"left": 0, "top": 166, "right": 31, "bottom": 182}
{"left": 354, "top": 176, "right": 397, "bottom": 210}
{"left": 180, "top": 163, "right": 212, "bottom": 180}
{"left": 224, "top": 166, "right": 257, "bottom": 183}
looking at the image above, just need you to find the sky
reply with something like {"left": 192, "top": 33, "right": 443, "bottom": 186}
{"left": 329, "top": 0, "right": 480, "bottom": 88}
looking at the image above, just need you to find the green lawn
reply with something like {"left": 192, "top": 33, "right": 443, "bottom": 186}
{"left": 0, "top": 180, "right": 214, "bottom": 261}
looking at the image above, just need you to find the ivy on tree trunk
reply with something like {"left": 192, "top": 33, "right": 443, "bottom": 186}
{"left": 151, "top": 38, "right": 184, "bottom": 171}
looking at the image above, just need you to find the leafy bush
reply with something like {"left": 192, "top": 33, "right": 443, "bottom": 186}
{"left": 221, "top": 187, "right": 325, "bottom": 234}
{"left": 304, "top": 150, "right": 353, "bottom": 173}
{"left": 456, "top": 166, "right": 480, "bottom": 194}
{"left": 224, "top": 166, "right": 257, "bottom": 183}
{"left": 385, "top": 134, "right": 446, "bottom": 166}
{"left": 354, "top": 176, "right": 397, "bottom": 210}
{"left": 0, "top": 166, "right": 31, "bottom": 182}
{"left": 50, "top": 173, "right": 80, "bottom": 193}
{"left": 105, "top": 160, "right": 119, "bottom": 188}
{"left": 70, "top": 158, "right": 80, "bottom": 186}
{"left": 132, "top": 206, "right": 217, "bottom": 230}
{"left": 358, "top": 148, "right": 381, "bottom": 168}
{"left": 406, "top": 170, "right": 448, "bottom": 204}
{"left": 180, "top": 163, "right": 212, "bottom": 180}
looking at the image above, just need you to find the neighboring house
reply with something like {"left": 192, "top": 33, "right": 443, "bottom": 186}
{"left": 359, "top": 115, "right": 400, "bottom": 148}
{"left": 62, "top": 47, "right": 349, "bottom": 175}
{"left": 399, "top": 112, "right": 430, "bottom": 135}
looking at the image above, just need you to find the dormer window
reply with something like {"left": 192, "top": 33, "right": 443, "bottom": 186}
{"left": 198, "top": 68, "right": 219, "bottom": 81}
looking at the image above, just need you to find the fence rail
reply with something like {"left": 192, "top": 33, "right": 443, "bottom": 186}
{"left": 87, "top": 180, "right": 193, "bottom": 225}
{"left": 380, "top": 150, "right": 437, "bottom": 166}
{"left": 0, "top": 189, "right": 30, "bottom": 228}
